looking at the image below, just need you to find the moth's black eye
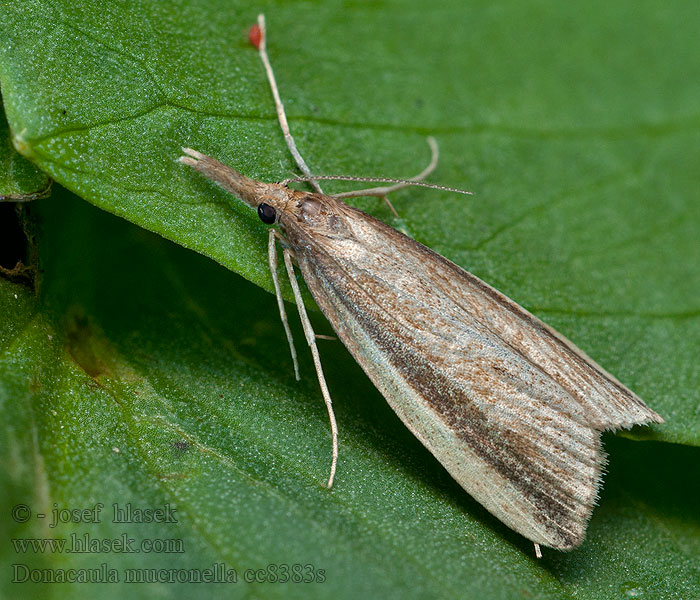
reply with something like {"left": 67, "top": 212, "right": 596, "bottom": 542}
{"left": 257, "top": 203, "right": 276, "bottom": 224}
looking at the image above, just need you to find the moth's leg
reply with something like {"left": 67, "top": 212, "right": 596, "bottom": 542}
{"left": 254, "top": 14, "right": 439, "bottom": 215}
{"left": 331, "top": 136, "right": 439, "bottom": 212}
{"left": 268, "top": 229, "right": 300, "bottom": 381}
{"left": 282, "top": 247, "right": 339, "bottom": 488}
{"left": 534, "top": 543, "right": 542, "bottom": 559}
{"left": 254, "top": 14, "right": 323, "bottom": 194}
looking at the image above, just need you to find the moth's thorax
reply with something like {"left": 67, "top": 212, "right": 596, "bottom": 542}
{"left": 274, "top": 189, "right": 350, "bottom": 239}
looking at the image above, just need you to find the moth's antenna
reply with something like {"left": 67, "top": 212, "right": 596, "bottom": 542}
{"left": 253, "top": 14, "right": 324, "bottom": 194}
{"left": 279, "top": 137, "right": 471, "bottom": 200}
{"left": 327, "top": 136, "right": 444, "bottom": 201}
{"left": 280, "top": 175, "right": 473, "bottom": 196}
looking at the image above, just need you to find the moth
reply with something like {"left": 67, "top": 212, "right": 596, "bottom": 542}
{"left": 179, "top": 14, "right": 663, "bottom": 555}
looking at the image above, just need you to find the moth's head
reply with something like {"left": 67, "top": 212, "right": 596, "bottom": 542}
{"left": 252, "top": 184, "right": 295, "bottom": 224}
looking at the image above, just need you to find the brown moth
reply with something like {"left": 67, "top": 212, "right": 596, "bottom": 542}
{"left": 179, "top": 14, "right": 663, "bottom": 555}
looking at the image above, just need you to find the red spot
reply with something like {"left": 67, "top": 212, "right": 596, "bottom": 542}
{"left": 248, "top": 23, "right": 262, "bottom": 49}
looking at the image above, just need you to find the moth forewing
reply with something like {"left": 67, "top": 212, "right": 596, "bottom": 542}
{"left": 275, "top": 192, "right": 662, "bottom": 550}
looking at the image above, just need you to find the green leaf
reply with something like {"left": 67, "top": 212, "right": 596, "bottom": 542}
{"left": 1, "top": 0, "right": 699, "bottom": 597}
{"left": 0, "top": 95, "right": 51, "bottom": 201}
{"left": 1, "top": 190, "right": 699, "bottom": 599}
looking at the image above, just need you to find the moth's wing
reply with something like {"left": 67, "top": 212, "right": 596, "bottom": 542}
{"left": 289, "top": 205, "right": 661, "bottom": 549}
{"left": 324, "top": 208, "right": 662, "bottom": 431}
